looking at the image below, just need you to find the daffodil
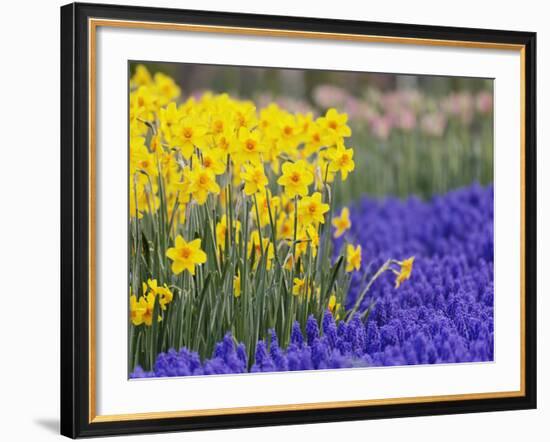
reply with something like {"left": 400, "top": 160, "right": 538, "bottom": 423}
{"left": 269, "top": 114, "right": 299, "bottom": 153}
{"left": 304, "top": 122, "right": 335, "bottom": 157}
{"left": 326, "top": 143, "right": 355, "bottom": 181}
{"left": 345, "top": 244, "right": 362, "bottom": 272}
{"left": 233, "top": 102, "right": 258, "bottom": 129}
{"left": 292, "top": 277, "right": 306, "bottom": 296}
{"left": 332, "top": 207, "right": 351, "bottom": 238}
{"left": 295, "top": 224, "right": 319, "bottom": 259}
{"left": 130, "top": 85, "right": 157, "bottom": 122}
{"left": 328, "top": 294, "right": 341, "bottom": 320}
{"left": 186, "top": 166, "right": 220, "bottom": 205}
{"left": 258, "top": 103, "right": 282, "bottom": 132}
{"left": 172, "top": 175, "right": 192, "bottom": 205}
{"left": 159, "top": 102, "right": 182, "bottom": 144}
{"left": 153, "top": 72, "right": 181, "bottom": 105}
{"left": 141, "top": 293, "right": 161, "bottom": 326}
{"left": 394, "top": 256, "right": 415, "bottom": 288}
{"left": 129, "top": 174, "right": 159, "bottom": 218}
{"left": 144, "top": 279, "right": 173, "bottom": 310}
{"left": 130, "top": 293, "right": 147, "bottom": 326}
{"left": 130, "top": 64, "right": 152, "bottom": 88}
{"left": 166, "top": 235, "right": 207, "bottom": 275}
{"left": 298, "top": 192, "right": 329, "bottom": 226}
{"left": 316, "top": 155, "right": 336, "bottom": 185}
{"left": 216, "top": 215, "right": 241, "bottom": 251}
{"left": 253, "top": 191, "right": 280, "bottom": 228}
{"left": 236, "top": 127, "right": 265, "bottom": 165}
{"left": 317, "top": 108, "right": 352, "bottom": 139}
{"left": 216, "top": 215, "right": 228, "bottom": 251}
{"left": 173, "top": 117, "right": 208, "bottom": 158}
{"left": 214, "top": 127, "right": 237, "bottom": 157}
{"left": 277, "top": 160, "right": 314, "bottom": 198}
{"left": 247, "top": 231, "right": 274, "bottom": 270}
{"left": 149, "top": 134, "right": 163, "bottom": 156}
{"left": 197, "top": 148, "right": 226, "bottom": 176}
{"left": 240, "top": 163, "right": 268, "bottom": 196}
{"left": 296, "top": 112, "right": 314, "bottom": 139}
{"left": 233, "top": 272, "right": 241, "bottom": 298}
{"left": 277, "top": 212, "right": 295, "bottom": 240}
{"left": 304, "top": 224, "right": 319, "bottom": 257}
{"left": 209, "top": 114, "right": 230, "bottom": 136}
{"left": 130, "top": 136, "right": 158, "bottom": 177}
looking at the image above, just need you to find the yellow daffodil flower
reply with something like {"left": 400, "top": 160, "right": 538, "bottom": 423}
{"left": 345, "top": 244, "right": 362, "bottom": 272}
{"left": 186, "top": 166, "right": 220, "bottom": 205}
{"left": 214, "top": 127, "right": 237, "bottom": 157}
{"left": 153, "top": 72, "right": 181, "bottom": 105}
{"left": 247, "top": 231, "right": 274, "bottom": 270}
{"left": 296, "top": 112, "right": 314, "bottom": 139}
{"left": 332, "top": 207, "right": 351, "bottom": 238}
{"left": 233, "top": 272, "right": 241, "bottom": 298}
{"left": 129, "top": 174, "right": 159, "bottom": 218}
{"left": 394, "top": 257, "right": 415, "bottom": 288}
{"left": 130, "top": 64, "right": 152, "bottom": 88}
{"left": 209, "top": 114, "right": 230, "bottom": 136}
{"left": 292, "top": 277, "right": 306, "bottom": 296}
{"left": 216, "top": 215, "right": 228, "bottom": 251}
{"left": 258, "top": 103, "right": 282, "bottom": 132}
{"left": 173, "top": 117, "right": 208, "bottom": 158}
{"left": 166, "top": 235, "right": 207, "bottom": 275}
{"left": 277, "top": 212, "right": 295, "bottom": 240}
{"left": 316, "top": 155, "right": 336, "bottom": 185}
{"left": 130, "top": 293, "right": 147, "bottom": 326}
{"left": 304, "top": 224, "right": 320, "bottom": 257}
{"left": 144, "top": 279, "right": 173, "bottom": 310}
{"left": 326, "top": 143, "right": 355, "bottom": 181}
{"left": 198, "top": 148, "right": 226, "bottom": 176}
{"left": 295, "top": 224, "right": 320, "bottom": 259}
{"left": 159, "top": 102, "right": 181, "bottom": 143}
{"left": 171, "top": 163, "right": 191, "bottom": 194}
{"left": 216, "top": 215, "right": 241, "bottom": 251}
{"left": 277, "top": 160, "right": 314, "bottom": 198}
{"left": 317, "top": 108, "right": 352, "bottom": 139}
{"left": 328, "top": 294, "right": 341, "bottom": 319}
{"left": 130, "top": 85, "right": 157, "bottom": 122}
{"left": 253, "top": 191, "right": 280, "bottom": 228}
{"left": 233, "top": 102, "right": 258, "bottom": 129}
{"left": 240, "top": 163, "right": 268, "bottom": 196}
{"left": 270, "top": 114, "right": 299, "bottom": 153}
{"left": 304, "top": 122, "right": 335, "bottom": 157}
{"left": 236, "top": 127, "right": 265, "bottom": 165}
{"left": 130, "top": 138, "right": 158, "bottom": 178}
{"left": 141, "top": 293, "right": 161, "bottom": 326}
{"left": 298, "top": 192, "right": 330, "bottom": 226}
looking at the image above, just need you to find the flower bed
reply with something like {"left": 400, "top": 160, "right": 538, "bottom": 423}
{"left": 131, "top": 183, "right": 493, "bottom": 378}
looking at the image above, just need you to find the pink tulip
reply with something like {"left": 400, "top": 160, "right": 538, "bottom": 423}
{"left": 476, "top": 91, "right": 493, "bottom": 114}
{"left": 420, "top": 113, "right": 447, "bottom": 137}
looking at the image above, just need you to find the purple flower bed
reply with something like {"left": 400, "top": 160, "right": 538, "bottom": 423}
{"left": 131, "top": 184, "right": 493, "bottom": 378}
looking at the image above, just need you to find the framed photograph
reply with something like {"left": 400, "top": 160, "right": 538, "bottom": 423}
{"left": 60, "top": 2, "right": 537, "bottom": 438}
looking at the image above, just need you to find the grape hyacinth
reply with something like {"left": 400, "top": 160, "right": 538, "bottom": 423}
{"left": 131, "top": 184, "right": 493, "bottom": 378}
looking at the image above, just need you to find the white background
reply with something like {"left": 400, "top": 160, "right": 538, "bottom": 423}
{"left": 0, "top": 0, "right": 547, "bottom": 440}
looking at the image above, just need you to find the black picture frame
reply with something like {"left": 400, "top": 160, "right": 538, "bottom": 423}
{"left": 61, "top": 2, "right": 537, "bottom": 438}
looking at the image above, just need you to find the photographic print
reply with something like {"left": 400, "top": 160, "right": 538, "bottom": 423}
{"left": 128, "top": 61, "right": 494, "bottom": 379}
{"left": 61, "top": 5, "right": 536, "bottom": 436}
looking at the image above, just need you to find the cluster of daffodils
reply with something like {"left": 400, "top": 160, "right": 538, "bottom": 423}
{"left": 130, "top": 279, "right": 173, "bottom": 326}
{"left": 128, "top": 65, "right": 413, "bottom": 369}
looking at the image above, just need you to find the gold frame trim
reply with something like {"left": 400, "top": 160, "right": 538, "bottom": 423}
{"left": 88, "top": 18, "right": 527, "bottom": 424}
